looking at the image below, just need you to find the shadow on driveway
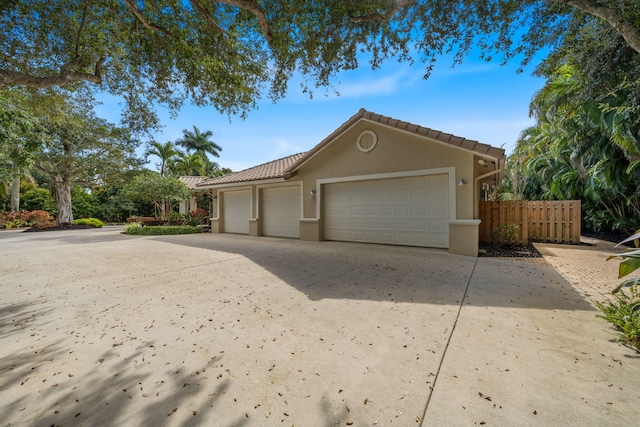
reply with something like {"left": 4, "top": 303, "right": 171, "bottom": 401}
{"left": 152, "top": 233, "right": 596, "bottom": 312}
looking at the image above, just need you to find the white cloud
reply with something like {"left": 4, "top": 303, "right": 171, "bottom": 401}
{"left": 269, "top": 138, "right": 304, "bottom": 158}
{"left": 332, "top": 69, "right": 421, "bottom": 98}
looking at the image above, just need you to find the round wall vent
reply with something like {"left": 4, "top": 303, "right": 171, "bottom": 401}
{"left": 356, "top": 130, "right": 377, "bottom": 153}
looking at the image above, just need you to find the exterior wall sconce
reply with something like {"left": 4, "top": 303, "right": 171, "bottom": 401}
{"left": 309, "top": 189, "right": 317, "bottom": 195}
{"left": 457, "top": 178, "right": 467, "bottom": 186}
{"left": 478, "top": 159, "right": 488, "bottom": 167}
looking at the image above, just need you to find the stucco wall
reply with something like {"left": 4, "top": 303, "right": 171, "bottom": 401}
{"left": 207, "top": 118, "right": 504, "bottom": 256}
{"left": 288, "top": 120, "right": 475, "bottom": 220}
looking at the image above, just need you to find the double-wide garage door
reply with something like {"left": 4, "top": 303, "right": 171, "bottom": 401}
{"left": 324, "top": 174, "right": 449, "bottom": 248}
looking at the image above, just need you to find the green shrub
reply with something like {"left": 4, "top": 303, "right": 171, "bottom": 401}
{"left": 21, "top": 188, "right": 55, "bottom": 212}
{"left": 73, "top": 218, "right": 105, "bottom": 228}
{"left": 491, "top": 223, "right": 519, "bottom": 246}
{"left": 123, "top": 222, "right": 143, "bottom": 234}
{"left": 123, "top": 224, "right": 202, "bottom": 235}
{"left": 168, "top": 211, "right": 183, "bottom": 221}
{"left": 596, "top": 286, "right": 640, "bottom": 352}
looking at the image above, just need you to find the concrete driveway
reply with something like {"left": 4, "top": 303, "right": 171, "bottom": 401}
{"left": 0, "top": 227, "right": 638, "bottom": 426}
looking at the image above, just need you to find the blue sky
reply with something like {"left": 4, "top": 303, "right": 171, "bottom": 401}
{"left": 96, "top": 53, "right": 545, "bottom": 173}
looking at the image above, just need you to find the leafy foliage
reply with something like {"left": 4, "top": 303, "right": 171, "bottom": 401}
{"left": 491, "top": 223, "right": 520, "bottom": 247}
{"left": 123, "top": 222, "right": 143, "bottom": 234}
{"left": 72, "top": 217, "right": 104, "bottom": 228}
{"left": 606, "top": 231, "right": 640, "bottom": 292}
{"left": 123, "top": 171, "right": 191, "bottom": 217}
{"left": 0, "top": 209, "right": 54, "bottom": 229}
{"left": 21, "top": 188, "right": 55, "bottom": 213}
{"left": 505, "top": 64, "right": 640, "bottom": 234}
{"left": 145, "top": 141, "right": 180, "bottom": 176}
{"left": 184, "top": 207, "right": 209, "bottom": 226}
{"left": 2, "top": 2, "right": 639, "bottom": 131}
{"left": 27, "top": 93, "right": 143, "bottom": 223}
{"left": 596, "top": 286, "right": 640, "bottom": 352}
{"left": 29, "top": 210, "right": 54, "bottom": 227}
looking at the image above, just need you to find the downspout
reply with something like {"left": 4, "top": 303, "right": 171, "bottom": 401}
{"left": 474, "top": 158, "right": 504, "bottom": 218}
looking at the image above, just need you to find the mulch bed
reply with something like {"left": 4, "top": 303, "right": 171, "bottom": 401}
{"left": 479, "top": 231, "right": 633, "bottom": 257}
{"left": 22, "top": 224, "right": 94, "bottom": 232}
{"left": 479, "top": 242, "right": 543, "bottom": 258}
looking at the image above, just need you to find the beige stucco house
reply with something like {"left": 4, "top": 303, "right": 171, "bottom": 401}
{"left": 178, "top": 176, "right": 207, "bottom": 214}
{"left": 197, "top": 109, "right": 505, "bottom": 256}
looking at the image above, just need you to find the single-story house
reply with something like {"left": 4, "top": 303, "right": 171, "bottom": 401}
{"left": 178, "top": 176, "right": 208, "bottom": 214}
{"left": 196, "top": 109, "right": 505, "bottom": 256}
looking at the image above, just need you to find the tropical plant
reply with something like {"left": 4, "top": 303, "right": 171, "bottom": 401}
{"left": 167, "top": 152, "right": 206, "bottom": 177}
{"left": 592, "top": 232, "right": 640, "bottom": 351}
{"left": 176, "top": 126, "right": 222, "bottom": 159}
{"left": 606, "top": 231, "right": 640, "bottom": 293}
{"left": 596, "top": 286, "right": 640, "bottom": 352}
{"left": 123, "top": 222, "right": 143, "bottom": 235}
{"left": 0, "top": 210, "right": 30, "bottom": 229}
{"left": 145, "top": 141, "right": 180, "bottom": 176}
{"left": 185, "top": 207, "right": 209, "bottom": 226}
{"left": 506, "top": 64, "right": 640, "bottom": 234}
{"left": 29, "top": 210, "right": 54, "bottom": 227}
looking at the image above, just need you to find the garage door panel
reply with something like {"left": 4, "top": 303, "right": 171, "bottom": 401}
{"left": 412, "top": 219, "right": 427, "bottom": 230}
{"left": 394, "top": 205, "right": 410, "bottom": 215}
{"left": 412, "top": 205, "right": 427, "bottom": 216}
{"left": 224, "top": 190, "right": 250, "bottom": 234}
{"left": 262, "top": 187, "right": 300, "bottom": 238}
{"left": 324, "top": 174, "right": 449, "bottom": 248}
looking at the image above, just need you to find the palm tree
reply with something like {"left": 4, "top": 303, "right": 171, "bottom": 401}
{"left": 144, "top": 140, "right": 179, "bottom": 176}
{"left": 176, "top": 126, "right": 222, "bottom": 159}
{"left": 168, "top": 152, "right": 206, "bottom": 176}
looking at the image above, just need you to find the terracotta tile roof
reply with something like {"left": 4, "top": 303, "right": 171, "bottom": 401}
{"left": 179, "top": 176, "right": 207, "bottom": 189}
{"left": 197, "top": 109, "right": 506, "bottom": 188}
{"left": 284, "top": 108, "right": 506, "bottom": 174}
{"left": 197, "top": 152, "right": 307, "bottom": 187}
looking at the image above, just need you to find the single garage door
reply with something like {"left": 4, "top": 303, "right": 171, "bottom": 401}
{"left": 223, "top": 190, "right": 250, "bottom": 234}
{"left": 324, "top": 174, "right": 449, "bottom": 248}
{"left": 262, "top": 186, "right": 300, "bottom": 238}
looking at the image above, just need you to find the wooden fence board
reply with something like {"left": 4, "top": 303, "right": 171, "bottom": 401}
{"left": 479, "top": 200, "right": 581, "bottom": 244}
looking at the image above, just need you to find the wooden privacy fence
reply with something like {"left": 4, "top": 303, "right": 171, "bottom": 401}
{"left": 479, "top": 200, "right": 581, "bottom": 245}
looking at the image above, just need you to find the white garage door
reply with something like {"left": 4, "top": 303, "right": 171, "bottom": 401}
{"left": 262, "top": 186, "right": 300, "bottom": 238}
{"left": 223, "top": 190, "right": 250, "bottom": 234}
{"left": 324, "top": 174, "right": 450, "bottom": 248}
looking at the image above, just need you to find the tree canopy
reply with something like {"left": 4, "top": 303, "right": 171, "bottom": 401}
{"left": 2, "top": 1, "right": 639, "bottom": 131}
{"left": 505, "top": 63, "right": 640, "bottom": 233}
{"left": 123, "top": 171, "right": 191, "bottom": 217}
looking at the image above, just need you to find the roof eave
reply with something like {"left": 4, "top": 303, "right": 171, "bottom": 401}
{"left": 196, "top": 176, "right": 288, "bottom": 190}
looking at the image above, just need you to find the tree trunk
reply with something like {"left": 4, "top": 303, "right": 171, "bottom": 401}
{"left": 53, "top": 175, "right": 73, "bottom": 224}
{"left": 9, "top": 166, "right": 20, "bottom": 211}
{"left": 565, "top": 0, "right": 640, "bottom": 55}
